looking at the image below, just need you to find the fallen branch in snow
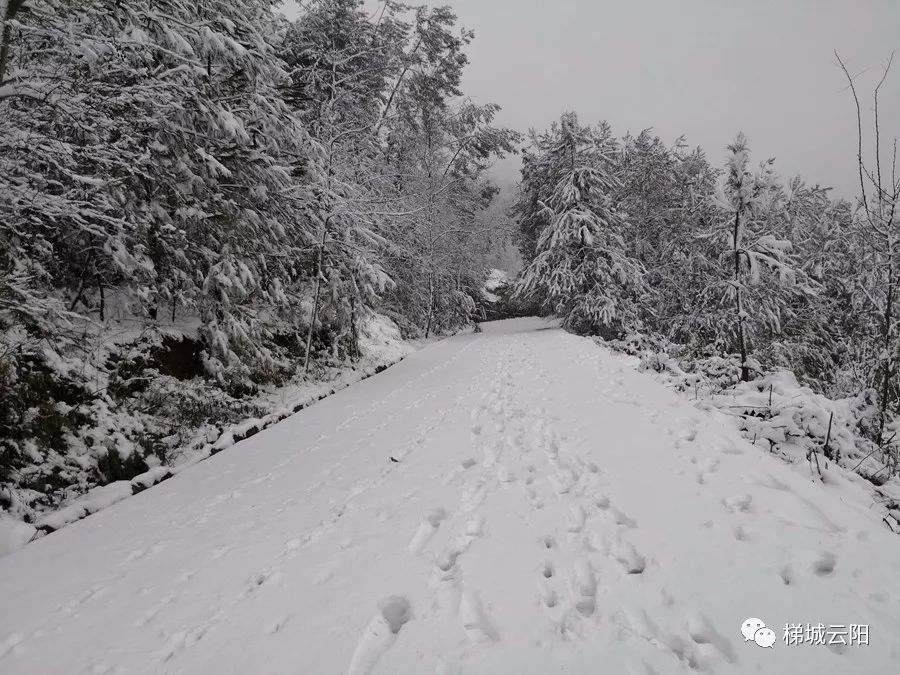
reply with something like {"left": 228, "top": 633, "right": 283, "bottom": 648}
{"left": 807, "top": 447, "right": 824, "bottom": 482}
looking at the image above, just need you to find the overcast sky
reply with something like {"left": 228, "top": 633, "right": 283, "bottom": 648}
{"left": 282, "top": 1, "right": 899, "bottom": 198}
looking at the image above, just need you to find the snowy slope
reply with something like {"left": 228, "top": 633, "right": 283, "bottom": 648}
{"left": 1, "top": 318, "right": 899, "bottom": 674}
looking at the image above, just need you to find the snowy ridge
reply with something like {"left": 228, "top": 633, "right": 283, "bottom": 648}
{"left": 1, "top": 319, "right": 899, "bottom": 674}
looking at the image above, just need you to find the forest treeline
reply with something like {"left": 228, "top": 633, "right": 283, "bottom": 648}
{"left": 0, "top": 0, "right": 896, "bottom": 520}
{"left": 0, "top": 0, "right": 517, "bottom": 515}
{"left": 513, "top": 110, "right": 898, "bottom": 473}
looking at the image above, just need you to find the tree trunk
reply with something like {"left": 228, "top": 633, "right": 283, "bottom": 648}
{"left": 733, "top": 209, "right": 750, "bottom": 381}
{"left": 877, "top": 258, "right": 895, "bottom": 447}
{"left": 303, "top": 224, "right": 328, "bottom": 376}
{"left": 350, "top": 295, "right": 359, "bottom": 361}
{"left": 97, "top": 275, "right": 105, "bottom": 322}
{"left": 424, "top": 272, "right": 434, "bottom": 339}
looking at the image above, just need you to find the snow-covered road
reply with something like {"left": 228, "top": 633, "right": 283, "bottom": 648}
{"left": 2, "top": 318, "right": 900, "bottom": 674}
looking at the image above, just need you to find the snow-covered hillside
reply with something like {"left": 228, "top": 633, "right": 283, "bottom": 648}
{"left": 1, "top": 319, "right": 899, "bottom": 674}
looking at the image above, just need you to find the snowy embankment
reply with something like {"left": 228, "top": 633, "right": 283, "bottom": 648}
{"left": 618, "top": 344, "right": 900, "bottom": 533}
{"left": 0, "top": 314, "right": 417, "bottom": 555}
{"left": 1, "top": 318, "right": 900, "bottom": 674}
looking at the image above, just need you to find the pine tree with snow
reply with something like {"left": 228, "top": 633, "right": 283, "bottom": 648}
{"left": 516, "top": 113, "right": 643, "bottom": 335}
{"left": 705, "top": 133, "right": 810, "bottom": 381}
{"left": 614, "top": 131, "right": 721, "bottom": 342}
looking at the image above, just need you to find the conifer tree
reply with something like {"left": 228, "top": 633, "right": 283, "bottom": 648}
{"left": 516, "top": 113, "right": 643, "bottom": 334}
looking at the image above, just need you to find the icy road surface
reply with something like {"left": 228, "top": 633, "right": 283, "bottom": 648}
{"left": 2, "top": 318, "right": 900, "bottom": 674}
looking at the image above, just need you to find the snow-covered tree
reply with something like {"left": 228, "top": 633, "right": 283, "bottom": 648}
{"left": 614, "top": 131, "right": 721, "bottom": 341}
{"left": 515, "top": 113, "right": 643, "bottom": 334}
{"left": 363, "top": 4, "right": 518, "bottom": 337}
{"left": 280, "top": 0, "right": 399, "bottom": 371}
{"left": 700, "top": 134, "right": 811, "bottom": 381}
{"left": 0, "top": 0, "right": 328, "bottom": 506}
{"left": 837, "top": 52, "right": 900, "bottom": 451}
{"left": 0, "top": 0, "right": 327, "bottom": 387}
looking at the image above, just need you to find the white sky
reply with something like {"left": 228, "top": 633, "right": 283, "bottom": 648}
{"left": 281, "top": 0, "right": 900, "bottom": 198}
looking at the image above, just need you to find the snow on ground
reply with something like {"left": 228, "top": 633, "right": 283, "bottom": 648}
{"left": 618, "top": 346, "right": 900, "bottom": 532}
{"left": 1, "top": 318, "right": 900, "bottom": 674}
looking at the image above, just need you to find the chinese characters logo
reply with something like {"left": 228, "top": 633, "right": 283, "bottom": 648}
{"left": 741, "top": 618, "right": 869, "bottom": 649}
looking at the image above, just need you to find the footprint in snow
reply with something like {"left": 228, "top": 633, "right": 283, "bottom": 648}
{"left": 867, "top": 591, "right": 888, "bottom": 604}
{"left": 124, "top": 545, "right": 155, "bottom": 563}
{"left": 249, "top": 472, "right": 274, "bottom": 485}
{"left": 723, "top": 493, "right": 753, "bottom": 513}
{"left": 609, "top": 508, "right": 638, "bottom": 529}
{"left": 347, "top": 596, "right": 412, "bottom": 675}
{"left": 537, "top": 580, "right": 559, "bottom": 609}
{"left": 460, "top": 483, "right": 488, "bottom": 512}
{"left": 464, "top": 514, "right": 485, "bottom": 537}
{"left": 537, "top": 561, "right": 559, "bottom": 609}
{"left": 408, "top": 508, "right": 448, "bottom": 554}
{"left": 544, "top": 439, "right": 560, "bottom": 460}
{"left": 686, "top": 611, "right": 737, "bottom": 665}
{"left": 267, "top": 614, "right": 291, "bottom": 634}
{"left": 60, "top": 584, "right": 108, "bottom": 615}
{"left": 549, "top": 468, "right": 577, "bottom": 495}
{"left": 459, "top": 590, "right": 497, "bottom": 644}
{"left": 176, "top": 569, "right": 197, "bottom": 585}
{"left": 525, "top": 488, "right": 544, "bottom": 510}
{"left": 696, "top": 458, "right": 718, "bottom": 473}
{"left": 135, "top": 593, "right": 176, "bottom": 627}
{"left": 779, "top": 565, "right": 794, "bottom": 586}
{"left": 692, "top": 457, "right": 719, "bottom": 484}
{"left": 434, "top": 547, "right": 461, "bottom": 575}
{"left": 571, "top": 558, "right": 597, "bottom": 617}
{"left": 809, "top": 550, "right": 837, "bottom": 577}
{"left": 621, "top": 606, "right": 660, "bottom": 641}
{"left": 566, "top": 504, "right": 587, "bottom": 533}
{"left": 610, "top": 540, "right": 646, "bottom": 575}
{"left": 247, "top": 569, "right": 284, "bottom": 592}
{"left": 160, "top": 618, "right": 217, "bottom": 663}
{"left": 482, "top": 445, "right": 500, "bottom": 469}
{"left": 542, "top": 561, "right": 555, "bottom": 579}
{"left": 732, "top": 524, "right": 749, "bottom": 542}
